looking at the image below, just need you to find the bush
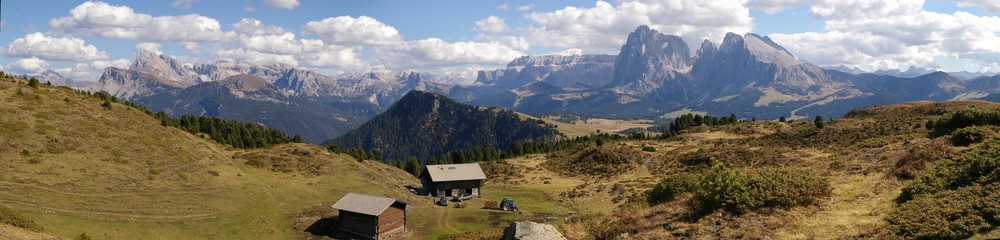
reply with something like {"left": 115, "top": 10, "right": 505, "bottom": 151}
{"left": 950, "top": 126, "right": 996, "bottom": 146}
{"left": 648, "top": 173, "right": 699, "bottom": 204}
{"left": 890, "top": 140, "right": 1000, "bottom": 239}
{"left": 641, "top": 146, "right": 657, "bottom": 152}
{"left": 931, "top": 108, "right": 1000, "bottom": 137}
{"left": 101, "top": 100, "right": 112, "bottom": 110}
{"left": 0, "top": 204, "right": 43, "bottom": 231}
{"left": 899, "top": 140, "right": 1000, "bottom": 201}
{"left": 692, "top": 162, "right": 831, "bottom": 214}
{"left": 890, "top": 151, "right": 925, "bottom": 180}
{"left": 888, "top": 183, "right": 1000, "bottom": 239}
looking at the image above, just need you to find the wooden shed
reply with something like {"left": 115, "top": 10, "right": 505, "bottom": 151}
{"left": 331, "top": 193, "right": 408, "bottom": 239}
{"left": 421, "top": 163, "right": 487, "bottom": 197}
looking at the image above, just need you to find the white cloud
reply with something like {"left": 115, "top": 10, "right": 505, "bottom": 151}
{"left": 372, "top": 38, "right": 524, "bottom": 70}
{"left": 171, "top": 0, "right": 194, "bottom": 9}
{"left": 181, "top": 42, "right": 202, "bottom": 54}
{"left": 549, "top": 48, "right": 585, "bottom": 56}
{"left": 50, "top": 1, "right": 233, "bottom": 42}
{"left": 517, "top": 3, "right": 536, "bottom": 11}
{"left": 5, "top": 57, "right": 51, "bottom": 75}
{"left": 770, "top": 0, "right": 1000, "bottom": 71}
{"left": 244, "top": 6, "right": 255, "bottom": 12}
{"left": 302, "top": 16, "right": 403, "bottom": 45}
{"left": 237, "top": 33, "right": 323, "bottom": 55}
{"left": 134, "top": 42, "right": 162, "bottom": 55}
{"left": 950, "top": 0, "right": 1000, "bottom": 12}
{"left": 232, "top": 18, "right": 287, "bottom": 36}
{"left": 497, "top": 3, "right": 509, "bottom": 10}
{"left": 62, "top": 58, "right": 132, "bottom": 80}
{"left": 3, "top": 32, "right": 108, "bottom": 61}
{"left": 523, "top": 0, "right": 753, "bottom": 52}
{"left": 747, "top": 0, "right": 806, "bottom": 14}
{"left": 215, "top": 48, "right": 299, "bottom": 66}
{"left": 475, "top": 16, "right": 509, "bottom": 33}
{"left": 263, "top": 0, "right": 299, "bottom": 9}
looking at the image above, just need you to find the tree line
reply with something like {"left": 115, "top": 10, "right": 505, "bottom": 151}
{"left": 75, "top": 89, "right": 300, "bottom": 149}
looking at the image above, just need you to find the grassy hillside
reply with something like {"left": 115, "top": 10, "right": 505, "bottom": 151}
{"left": 0, "top": 75, "right": 599, "bottom": 240}
{"left": 0, "top": 76, "right": 422, "bottom": 239}
{"left": 4, "top": 73, "right": 1000, "bottom": 239}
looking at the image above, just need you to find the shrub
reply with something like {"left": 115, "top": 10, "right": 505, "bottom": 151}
{"left": 245, "top": 158, "right": 266, "bottom": 168}
{"left": 930, "top": 108, "right": 1000, "bottom": 137}
{"left": 950, "top": 126, "right": 996, "bottom": 146}
{"left": 888, "top": 183, "right": 1000, "bottom": 239}
{"left": 641, "top": 146, "right": 657, "bottom": 152}
{"left": 740, "top": 168, "right": 831, "bottom": 211}
{"left": 0, "top": 204, "right": 42, "bottom": 231}
{"left": 890, "top": 151, "right": 925, "bottom": 180}
{"left": 75, "top": 233, "right": 92, "bottom": 240}
{"left": 648, "top": 173, "right": 699, "bottom": 204}
{"left": 692, "top": 162, "right": 831, "bottom": 214}
{"left": 101, "top": 100, "right": 112, "bottom": 110}
{"left": 899, "top": 140, "right": 1000, "bottom": 201}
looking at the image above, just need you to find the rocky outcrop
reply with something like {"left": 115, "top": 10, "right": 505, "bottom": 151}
{"left": 502, "top": 221, "right": 566, "bottom": 240}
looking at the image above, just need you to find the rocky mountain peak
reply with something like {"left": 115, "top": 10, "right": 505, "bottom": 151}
{"left": 131, "top": 50, "right": 200, "bottom": 86}
{"left": 609, "top": 25, "right": 693, "bottom": 95}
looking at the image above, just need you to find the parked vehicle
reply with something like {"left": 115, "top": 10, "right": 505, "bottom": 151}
{"left": 483, "top": 197, "right": 519, "bottom": 213}
{"left": 453, "top": 193, "right": 473, "bottom": 201}
{"left": 436, "top": 196, "right": 448, "bottom": 206}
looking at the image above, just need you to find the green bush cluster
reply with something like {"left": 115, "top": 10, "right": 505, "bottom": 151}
{"left": 890, "top": 140, "right": 1000, "bottom": 239}
{"left": 691, "top": 163, "right": 831, "bottom": 214}
{"left": 0, "top": 204, "right": 42, "bottom": 231}
{"left": 930, "top": 108, "right": 1000, "bottom": 137}
{"left": 647, "top": 173, "right": 699, "bottom": 204}
{"left": 950, "top": 126, "right": 996, "bottom": 146}
{"left": 900, "top": 140, "right": 1000, "bottom": 200}
{"left": 888, "top": 183, "right": 1000, "bottom": 239}
{"left": 641, "top": 146, "right": 657, "bottom": 152}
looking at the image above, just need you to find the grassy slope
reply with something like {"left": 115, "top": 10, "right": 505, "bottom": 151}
{"left": 0, "top": 78, "right": 425, "bottom": 239}
{"left": 516, "top": 112, "right": 653, "bottom": 138}
{"left": 0, "top": 77, "right": 587, "bottom": 239}
{"left": 5, "top": 74, "right": 999, "bottom": 239}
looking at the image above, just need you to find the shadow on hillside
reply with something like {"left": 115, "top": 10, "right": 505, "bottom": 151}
{"left": 304, "top": 216, "right": 339, "bottom": 238}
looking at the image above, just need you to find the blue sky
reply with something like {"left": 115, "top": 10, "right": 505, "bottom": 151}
{"left": 1, "top": 0, "right": 999, "bottom": 81}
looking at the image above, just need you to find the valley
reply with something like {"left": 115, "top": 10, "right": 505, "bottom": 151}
{"left": 3, "top": 2, "right": 1000, "bottom": 238}
{"left": 5, "top": 74, "right": 1000, "bottom": 239}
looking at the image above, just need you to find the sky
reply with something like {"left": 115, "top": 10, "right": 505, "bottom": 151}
{"left": 1, "top": 0, "right": 999, "bottom": 82}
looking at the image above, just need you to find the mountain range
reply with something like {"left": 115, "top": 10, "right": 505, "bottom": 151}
{"left": 44, "top": 25, "right": 1000, "bottom": 143}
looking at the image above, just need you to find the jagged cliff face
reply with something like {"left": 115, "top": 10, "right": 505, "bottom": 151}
{"left": 93, "top": 51, "right": 453, "bottom": 108}
{"left": 474, "top": 54, "right": 616, "bottom": 93}
{"left": 611, "top": 25, "right": 693, "bottom": 98}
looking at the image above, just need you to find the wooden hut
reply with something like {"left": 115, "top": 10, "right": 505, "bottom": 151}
{"left": 331, "top": 193, "right": 408, "bottom": 239}
{"left": 422, "top": 163, "right": 486, "bottom": 197}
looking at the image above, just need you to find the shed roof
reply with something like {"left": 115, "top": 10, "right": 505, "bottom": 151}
{"left": 425, "top": 163, "right": 487, "bottom": 182}
{"left": 331, "top": 193, "right": 406, "bottom": 216}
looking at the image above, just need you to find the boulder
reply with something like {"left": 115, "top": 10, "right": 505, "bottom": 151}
{"left": 502, "top": 221, "right": 566, "bottom": 240}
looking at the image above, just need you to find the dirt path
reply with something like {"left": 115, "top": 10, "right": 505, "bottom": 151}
{"left": 0, "top": 181, "right": 220, "bottom": 197}
{"left": 1, "top": 200, "right": 217, "bottom": 221}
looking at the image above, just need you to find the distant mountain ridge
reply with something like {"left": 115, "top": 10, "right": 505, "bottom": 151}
{"left": 467, "top": 25, "right": 1000, "bottom": 120}
{"left": 59, "top": 24, "right": 1000, "bottom": 144}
